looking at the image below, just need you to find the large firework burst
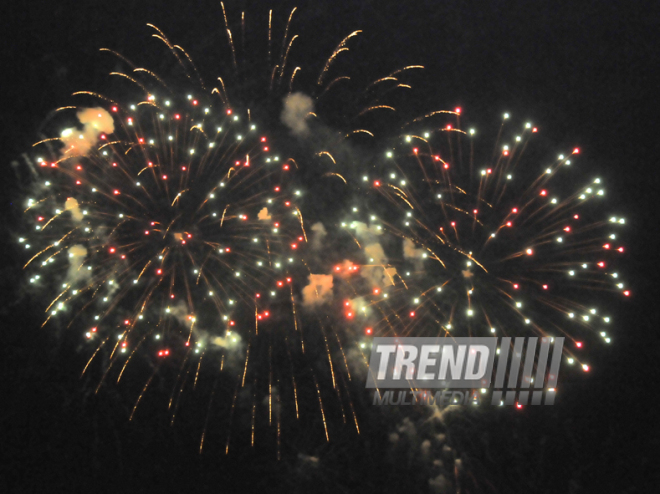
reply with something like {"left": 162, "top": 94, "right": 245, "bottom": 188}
{"left": 17, "top": 8, "right": 425, "bottom": 454}
{"left": 16, "top": 6, "right": 629, "bottom": 464}
{"left": 310, "top": 109, "right": 629, "bottom": 376}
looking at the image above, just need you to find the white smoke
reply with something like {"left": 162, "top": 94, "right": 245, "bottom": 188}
{"left": 66, "top": 244, "right": 90, "bottom": 285}
{"left": 403, "top": 238, "right": 427, "bottom": 272}
{"left": 281, "top": 92, "right": 314, "bottom": 137}
{"left": 64, "top": 197, "right": 83, "bottom": 222}
{"left": 361, "top": 243, "right": 397, "bottom": 287}
{"left": 310, "top": 222, "right": 327, "bottom": 250}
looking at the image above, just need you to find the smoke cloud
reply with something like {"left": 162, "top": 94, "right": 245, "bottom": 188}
{"left": 64, "top": 197, "right": 83, "bottom": 222}
{"left": 60, "top": 107, "right": 114, "bottom": 156}
{"left": 361, "top": 243, "right": 397, "bottom": 287}
{"left": 281, "top": 92, "right": 314, "bottom": 137}
{"left": 258, "top": 207, "right": 272, "bottom": 221}
{"left": 309, "top": 222, "right": 327, "bottom": 250}
{"left": 66, "top": 244, "right": 89, "bottom": 285}
{"left": 301, "top": 273, "right": 334, "bottom": 306}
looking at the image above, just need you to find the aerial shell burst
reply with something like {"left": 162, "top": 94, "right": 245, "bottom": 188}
{"left": 18, "top": 8, "right": 428, "bottom": 455}
{"left": 16, "top": 6, "right": 630, "bottom": 472}
{"left": 313, "top": 109, "right": 629, "bottom": 377}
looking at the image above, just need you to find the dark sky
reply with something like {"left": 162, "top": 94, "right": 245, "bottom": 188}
{"left": 1, "top": 1, "right": 658, "bottom": 492}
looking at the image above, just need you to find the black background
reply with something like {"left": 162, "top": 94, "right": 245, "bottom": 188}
{"left": 1, "top": 1, "right": 658, "bottom": 492}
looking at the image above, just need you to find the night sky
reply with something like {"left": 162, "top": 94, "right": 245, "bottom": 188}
{"left": 1, "top": 1, "right": 658, "bottom": 492}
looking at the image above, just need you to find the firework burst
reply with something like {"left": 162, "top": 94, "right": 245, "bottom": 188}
{"left": 311, "top": 109, "right": 629, "bottom": 377}
{"left": 17, "top": 8, "right": 427, "bottom": 454}
{"left": 16, "top": 6, "right": 629, "bottom": 463}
